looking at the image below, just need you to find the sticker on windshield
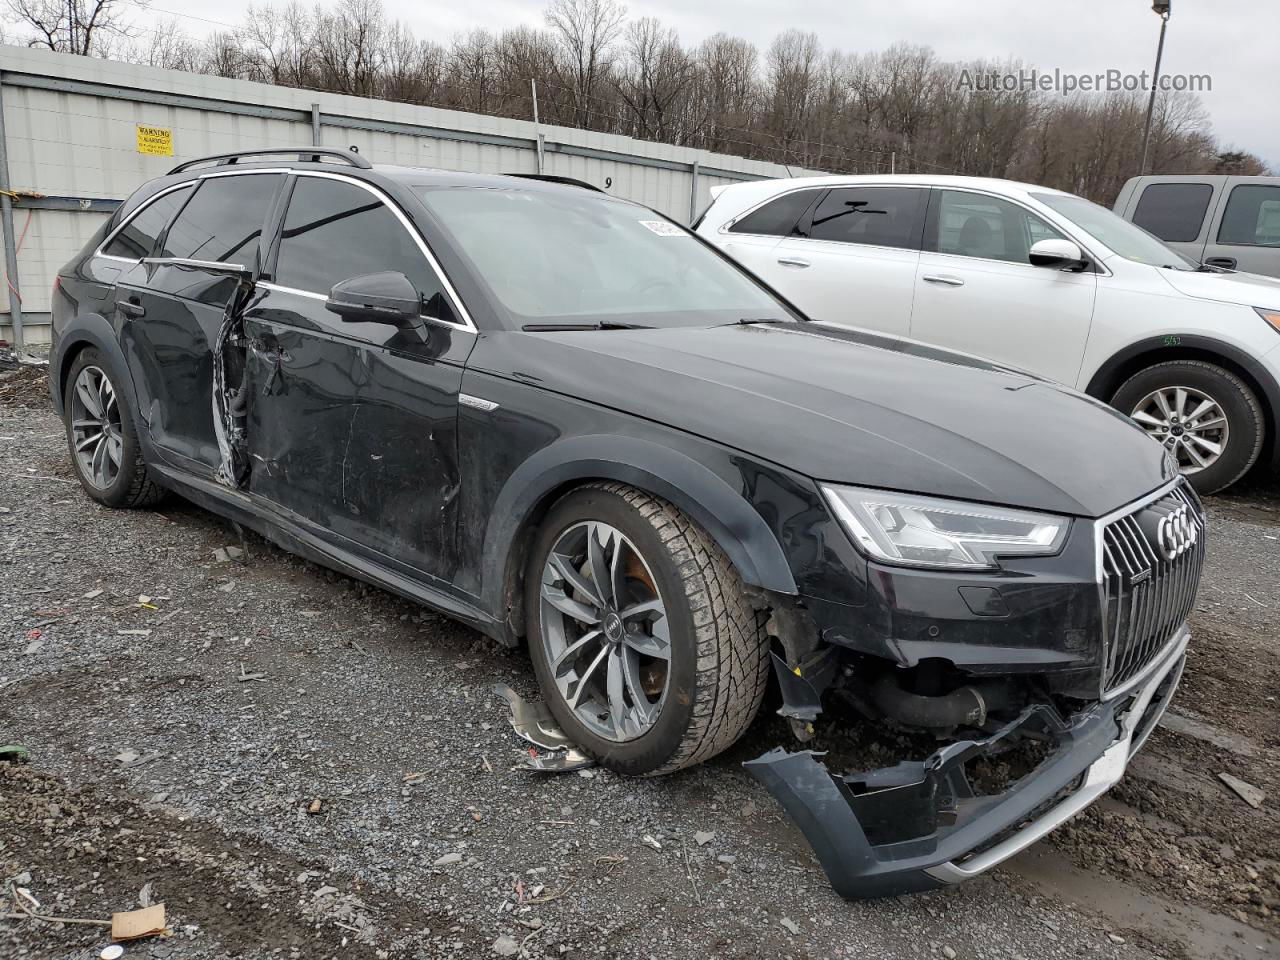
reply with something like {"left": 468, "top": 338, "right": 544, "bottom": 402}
{"left": 639, "top": 220, "right": 688, "bottom": 237}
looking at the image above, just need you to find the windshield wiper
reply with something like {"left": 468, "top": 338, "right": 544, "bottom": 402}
{"left": 731, "top": 317, "right": 795, "bottom": 326}
{"left": 522, "top": 321, "right": 653, "bottom": 331}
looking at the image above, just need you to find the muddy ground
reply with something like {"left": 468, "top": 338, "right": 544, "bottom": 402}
{"left": 1, "top": 364, "right": 1278, "bottom": 960}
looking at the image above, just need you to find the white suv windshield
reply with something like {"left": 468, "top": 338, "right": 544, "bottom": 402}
{"left": 416, "top": 185, "right": 795, "bottom": 328}
{"left": 1032, "top": 192, "right": 1196, "bottom": 269}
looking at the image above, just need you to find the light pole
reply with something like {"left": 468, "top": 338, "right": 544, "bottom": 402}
{"left": 1140, "top": 0, "right": 1172, "bottom": 175}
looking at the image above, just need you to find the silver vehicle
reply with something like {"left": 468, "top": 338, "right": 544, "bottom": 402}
{"left": 1114, "top": 175, "right": 1280, "bottom": 277}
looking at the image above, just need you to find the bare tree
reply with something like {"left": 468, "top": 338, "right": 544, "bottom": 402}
{"left": 544, "top": 0, "right": 625, "bottom": 128}
{"left": 14, "top": 0, "right": 1259, "bottom": 205}
{"left": 6, "top": 0, "right": 143, "bottom": 55}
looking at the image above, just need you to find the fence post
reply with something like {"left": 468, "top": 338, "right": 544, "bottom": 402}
{"left": 311, "top": 103, "right": 322, "bottom": 146}
{"left": 688, "top": 160, "right": 701, "bottom": 225}
{"left": 531, "top": 80, "right": 545, "bottom": 174}
{"left": 0, "top": 75, "right": 24, "bottom": 354}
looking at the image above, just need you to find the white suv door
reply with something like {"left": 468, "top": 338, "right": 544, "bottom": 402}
{"left": 766, "top": 185, "right": 928, "bottom": 335}
{"left": 910, "top": 189, "right": 1098, "bottom": 386}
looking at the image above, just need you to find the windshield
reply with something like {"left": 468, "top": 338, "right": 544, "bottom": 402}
{"left": 415, "top": 185, "right": 797, "bottom": 328}
{"left": 1032, "top": 192, "right": 1196, "bottom": 269}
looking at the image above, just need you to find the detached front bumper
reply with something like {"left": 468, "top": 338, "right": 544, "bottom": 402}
{"left": 745, "top": 629, "right": 1188, "bottom": 899}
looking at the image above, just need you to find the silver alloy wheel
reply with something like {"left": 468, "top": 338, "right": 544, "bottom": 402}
{"left": 538, "top": 521, "right": 671, "bottom": 742}
{"left": 1129, "top": 385, "right": 1229, "bottom": 474}
{"left": 69, "top": 365, "right": 124, "bottom": 490}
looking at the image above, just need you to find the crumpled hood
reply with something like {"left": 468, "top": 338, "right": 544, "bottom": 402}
{"left": 1157, "top": 267, "right": 1280, "bottom": 308}
{"left": 474, "top": 322, "right": 1174, "bottom": 517}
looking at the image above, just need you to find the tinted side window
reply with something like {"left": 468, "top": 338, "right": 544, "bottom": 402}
{"left": 933, "top": 190, "right": 1065, "bottom": 264}
{"left": 274, "top": 178, "right": 454, "bottom": 319}
{"left": 807, "top": 187, "right": 926, "bottom": 250}
{"left": 103, "top": 186, "right": 192, "bottom": 260}
{"left": 1132, "top": 183, "right": 1213, "bottom": 242}
{"left": 159, "top": 174, "right": 281, "bottom": 265}
{"left": 729, "top": 189, "right": 821, "bottom": 237}
{"left": 1217, "top": 185, "right": 1280, "bottom": 247}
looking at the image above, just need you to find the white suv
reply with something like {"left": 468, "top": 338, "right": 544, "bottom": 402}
{"left": 696, "top": 175, "right": 1280, "bottom": 493}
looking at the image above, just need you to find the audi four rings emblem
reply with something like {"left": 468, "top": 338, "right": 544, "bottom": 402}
{"left": 1152, "top": 505, "right": 1198, "bottom": 560}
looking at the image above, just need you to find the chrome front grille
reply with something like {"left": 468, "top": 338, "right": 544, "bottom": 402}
{"left": 1098, "top": 482, "right": 1206, "bottom": 696}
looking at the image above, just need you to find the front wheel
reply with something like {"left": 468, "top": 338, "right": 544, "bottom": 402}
{"left": 525, "top": 483, "right": 770, "bottom": 776}
{"left": 1113, "top": 360, "right": 1265, "bottom": 495}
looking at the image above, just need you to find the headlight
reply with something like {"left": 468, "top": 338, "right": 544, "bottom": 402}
{"left": 1256, "top": 307, "right": 1280, "bottom": 334}
{"left": 821, "top": 484, "right": 1069, "bottom": 570}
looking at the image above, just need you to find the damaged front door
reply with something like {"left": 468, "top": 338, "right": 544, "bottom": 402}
{"left": 241, "top": 173, "right": 476, "bottom": 584}
{"left": 116, "top": 173, "right": 284, "bottom": 473}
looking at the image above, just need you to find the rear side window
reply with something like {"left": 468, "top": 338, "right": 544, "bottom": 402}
{"left": 273, "top": 177, "right": 453, "bottom": 318}
{"left": 158, "top": 174, "right": 282, "bottom": 265}
{"left": 1217, "top": 185, "right": 1280, "bottom": 247}
{"left": 728, "top": 189, "right": 821, "bottom": 237}
{"left": 807, "top": 187, "right": 926, "bottom": 250}
{"left": 1132, "top": 183, "right": 1213, "bottom": 242}
{"left": 102, "top": 186, "right": 192, "bottom": 260}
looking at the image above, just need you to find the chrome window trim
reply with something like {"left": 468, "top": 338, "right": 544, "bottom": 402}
{"left": 280, "top": 170, "right": 477, "bottom": 334}
{"left": 257, "top": 280, "right": 326, "bottom": 301}
{"left": 142, "top": 256, "right": 247, "bottom": 273}
{"left": 93, "top": 181, "right": 196, "bottom": 263}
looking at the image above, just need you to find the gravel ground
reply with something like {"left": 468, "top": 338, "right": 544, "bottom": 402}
{"left": 1, "top": 369, "right": 1278, "bottom": 960}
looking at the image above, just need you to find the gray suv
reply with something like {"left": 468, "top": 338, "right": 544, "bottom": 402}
{"left": 1115, "top": 175, "right": 1280, "bottom": 277}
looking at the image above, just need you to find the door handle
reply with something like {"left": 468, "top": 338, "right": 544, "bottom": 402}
{"left": 777, "top": 257, "right": 811, "bottom": 268}
{"left": 1203, "top": 257, "right": 1237, "bottom": 270}
{"left": 923, "top": 275, "right": 965, "bottom": 287}
{"left": 117, "top": 299, "right": 146, "bottom": 318}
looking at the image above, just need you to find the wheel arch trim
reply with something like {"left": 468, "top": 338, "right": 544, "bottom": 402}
{"left": 1086, "top": 335, "right": 1279, "bottom": 452}
{"left": 480, "top": 434, "right": 800, "bottom": 633}
{"left": 50, "top": 312, "right": 137, "bottom": 419}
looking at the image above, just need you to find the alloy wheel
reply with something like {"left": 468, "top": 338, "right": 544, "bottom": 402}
{"left": 69, "top": 365, "right": 124, "bottom": 490}
{"left": 538, "top": 521, "right": 671, "bottom": 742}
{"left": 1130, "top": 385, "right": 1229, "bottom": 474}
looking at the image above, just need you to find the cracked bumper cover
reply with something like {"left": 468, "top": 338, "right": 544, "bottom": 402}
{"left": 745, "top": 630, "right": 1188, "bottom": 899}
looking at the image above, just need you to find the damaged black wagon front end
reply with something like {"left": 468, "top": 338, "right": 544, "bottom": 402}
{"left": 749, "top": 479, "right": 1205, "bottom": 899}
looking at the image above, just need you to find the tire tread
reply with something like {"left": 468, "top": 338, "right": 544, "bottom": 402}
{"left": 588, "top": 482, "right": 770, "bottom": 775}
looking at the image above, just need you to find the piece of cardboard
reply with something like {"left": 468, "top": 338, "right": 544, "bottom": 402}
{"left": 110, "top": 903, "right": 166, "bottom": 941}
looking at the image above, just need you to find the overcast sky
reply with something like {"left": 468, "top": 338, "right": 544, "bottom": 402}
{"left": 141, "top": 0, "right": 1279, "bottom": 168}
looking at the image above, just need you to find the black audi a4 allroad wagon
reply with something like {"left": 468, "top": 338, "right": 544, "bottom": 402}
{"left": 51, "top": 148, "right": 1205, "bottom": 898}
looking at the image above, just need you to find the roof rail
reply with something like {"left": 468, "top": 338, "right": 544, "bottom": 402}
{"left": 168, "top": 147, "right": 372, "bottom": 176}
{"left": 505, "top": 173, "right": 605, "bottom": 193}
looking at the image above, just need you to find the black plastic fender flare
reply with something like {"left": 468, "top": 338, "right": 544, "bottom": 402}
{"left": 479, "top": 433, "right": 800, "bottom": 625}
{"left": 1086, "top": 334, "right": 1280, "bottom": 417}
{"left": 48, "top": 311, "right": 135, "bottom": 419}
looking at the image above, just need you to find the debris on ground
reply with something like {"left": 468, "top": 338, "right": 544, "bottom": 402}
{"left": 0, "top": 362, "right": 47, "bottom": 406}
{"left": 0, "top": 745, "right": 29, "bottom": 763}
{"left": 492, "top": 682, "right": 572, "bottom": 750}
{"left": 213, "top": 546, "right": 245, "bottom": 563}
{"left": 100, "top": 944, "right": 125, "bottom": 960}
{"left": 1219, "top": 772, "right": 1266, "bottom": 808}
{"left": 493, "top": 682, "right": 597, "bottom": 773}
{"left": 780, "top": 917, "right": 800, "bottom": 935}
{"left": 110, "top": 902, "right": 167, "bottom": 941}
{"left": 492, "top": 934, "right": 520, "bottom": 956}
{"left": 693, "top": 830, "right": 715, "bottom": 846}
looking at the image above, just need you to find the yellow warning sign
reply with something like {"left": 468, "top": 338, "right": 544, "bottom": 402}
{"left": 136, "top": 125, "right": 173, "bottom": 157}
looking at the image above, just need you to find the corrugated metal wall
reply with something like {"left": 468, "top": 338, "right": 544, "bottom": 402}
{"left": 0, "top": 46, "right": 822, "bottom": 343}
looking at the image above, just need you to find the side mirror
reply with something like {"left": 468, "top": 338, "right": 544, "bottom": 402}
{"left": 325, "top": 272, "right": 421, "bottom": 325}
{"left": 1029, "top": 239, "right": 1089, "bottom": 272}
